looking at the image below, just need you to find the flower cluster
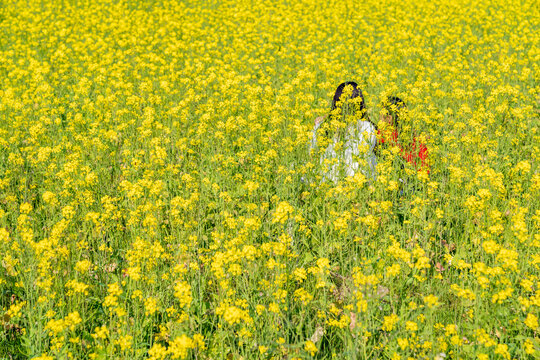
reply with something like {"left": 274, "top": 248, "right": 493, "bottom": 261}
{"left": 0, "top": 0, "right": 538, "bottom": 358}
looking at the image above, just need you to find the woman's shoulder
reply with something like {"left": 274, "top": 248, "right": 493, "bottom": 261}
{"left": 313, "top": 115, "right": 327, "bottom": 132}
{"left": 357, "top": 120, "right": 376, "bottom": 133}
{"left": 314, "top": 115, "right": 326, "bottom": 126}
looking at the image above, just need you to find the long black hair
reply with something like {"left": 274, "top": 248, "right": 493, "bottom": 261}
{"left": 384, "top": 96, "right": 406, "bottom": 127}
{"left": 375, "top": 96, "right": 407, "bottom": 156}
{"left": 331, "top": 81, "right": 366, "bottom": 114}
{"left": 317, "top": 82, "right": 375, "bottom": 143}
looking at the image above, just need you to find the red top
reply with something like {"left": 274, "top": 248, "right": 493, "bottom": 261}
{"left": 378, "top": 130, "right": 429, "bottom": 172}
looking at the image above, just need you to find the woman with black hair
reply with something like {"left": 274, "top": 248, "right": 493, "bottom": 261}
{"left": 309, "top": 82, "right": 378, "bottom": 183}
{"left": 378, "top": 96, "right": 429, "bottom": 172}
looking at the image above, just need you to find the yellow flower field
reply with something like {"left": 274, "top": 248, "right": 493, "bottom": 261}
{"left": 0, "top": 0, "right": 539, "bottom": 358}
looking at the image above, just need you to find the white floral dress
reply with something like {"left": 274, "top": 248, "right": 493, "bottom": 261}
{"left": 310, "top": 119, "right": 377, "bottom": 183}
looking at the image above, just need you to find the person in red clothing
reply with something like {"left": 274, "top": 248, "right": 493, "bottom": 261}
{"left": 377, "top": 96, "right": 429, "bottom": 173}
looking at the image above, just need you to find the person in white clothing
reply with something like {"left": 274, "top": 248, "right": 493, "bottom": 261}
{"left": 309, "top": 82, "right": 378, "bottom": 183}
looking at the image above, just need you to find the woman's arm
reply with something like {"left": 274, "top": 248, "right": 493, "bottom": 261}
{"left": 418, "top": 143, "right": 429, "bottom": 171}
{"left": 310, "top": 115, "right": 326, "bottom": 150}
{"left": 362, "top": 121, "right": 378, "bottom": 153}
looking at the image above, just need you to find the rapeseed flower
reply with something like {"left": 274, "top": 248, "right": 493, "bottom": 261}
{"left": 0, "top": 0, "right": 537, "bottom": 358}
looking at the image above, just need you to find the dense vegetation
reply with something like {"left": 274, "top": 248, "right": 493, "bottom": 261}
{"left": 0, "top": 0, "right": 538, "bottom": 358}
